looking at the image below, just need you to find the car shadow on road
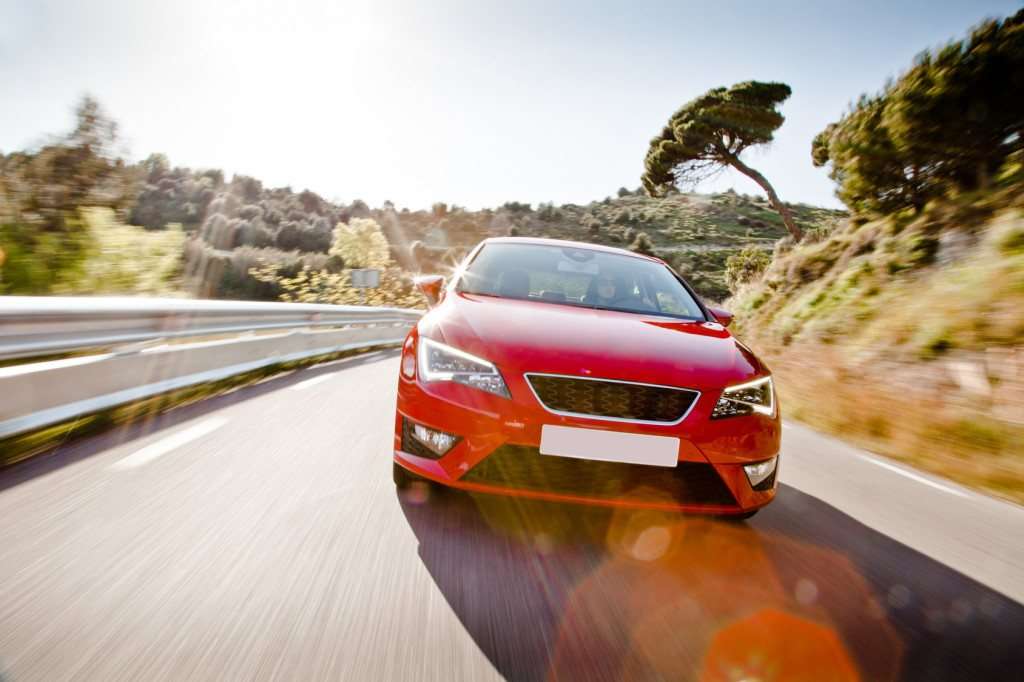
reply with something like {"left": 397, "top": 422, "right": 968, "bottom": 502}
{"left": 0, "top": 348, "right": 401, "bottom": 493}
{"left": 399, "top": 483, "right": 1024, "bottom": 682}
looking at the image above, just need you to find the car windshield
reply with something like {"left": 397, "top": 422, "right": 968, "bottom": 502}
{"left": 456, "top": 242, "right": 706, "bottom": 320}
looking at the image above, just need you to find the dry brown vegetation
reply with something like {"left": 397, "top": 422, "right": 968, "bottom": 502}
{"left": 730, "top": 193, "right": 1024, "bottom": 503}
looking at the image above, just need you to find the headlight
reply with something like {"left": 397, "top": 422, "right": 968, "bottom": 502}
{"left": 417, "top": 337, "right": 510, "bottom": 398}
{"left": 711, "top": 376, "right": 774, "bottom": 419}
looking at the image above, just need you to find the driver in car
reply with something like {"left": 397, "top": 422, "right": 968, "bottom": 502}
{"left": 588, "top": 274, "right": 655, "bottom": 311}
{"left": 594, "top": 275, "right": 619, "bottom": 304}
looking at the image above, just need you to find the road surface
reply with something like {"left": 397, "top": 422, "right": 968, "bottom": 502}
{"left": 0, "top": 350, "right": 1022, "bottom": 681}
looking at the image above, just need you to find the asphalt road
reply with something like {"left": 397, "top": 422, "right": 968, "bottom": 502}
{"left": 0, "top": 349, "right": 1022, "bottom": 681}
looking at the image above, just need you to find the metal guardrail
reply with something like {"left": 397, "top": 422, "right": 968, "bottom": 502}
{"left": 0, "top": 296, "right": 422, "bottom": 361}
{"left": 0, "top": 297, "right": 423, "bottom": 439}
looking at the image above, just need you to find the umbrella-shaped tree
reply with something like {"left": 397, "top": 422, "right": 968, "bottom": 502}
{"left": 643, "top": 81, "right": 803, "bottom": 241}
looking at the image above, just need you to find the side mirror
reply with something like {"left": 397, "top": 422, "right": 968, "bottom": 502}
{"left": 414, "top": 275, "right": 446, "bottom": 307}
{"left": 707, "top": 307, "right": 733, "bottom": 327}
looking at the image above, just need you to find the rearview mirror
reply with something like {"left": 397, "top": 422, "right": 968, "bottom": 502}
{"left": 414, "top": 275, "right": 446, "bottom": 307}
{"left": 707, "top": 307, "right": 733, "bottom": 327}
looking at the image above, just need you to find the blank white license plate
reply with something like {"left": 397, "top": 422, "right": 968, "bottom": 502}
{"left": 539, "top": 425, "right": 679, "bottom": 468}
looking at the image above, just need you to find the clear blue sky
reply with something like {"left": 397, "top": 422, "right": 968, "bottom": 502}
{"left": 1, "top": 0, "right": 1019, "bottom": 210}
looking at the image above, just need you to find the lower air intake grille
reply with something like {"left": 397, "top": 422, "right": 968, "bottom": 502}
{"left": 462, "top": 446, "right": 736, "bottom": 506}
{"left": 527, "top": 374, "right": 699, "bottom": 423}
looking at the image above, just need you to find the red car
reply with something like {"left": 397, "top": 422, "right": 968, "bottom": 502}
{"left": 393, "top": 237, "right": 780, "bottom": 517}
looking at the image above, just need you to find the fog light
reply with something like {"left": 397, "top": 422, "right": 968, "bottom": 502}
{"left": 411, "top": 423, "right": 458, "bottom": 457}
{"left": 744, "top": 457, "right": 778, "bottom": 491}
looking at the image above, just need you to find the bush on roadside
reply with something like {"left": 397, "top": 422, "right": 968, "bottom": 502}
{"left": 724, "top": 245, "right": 771, "bottom": 292}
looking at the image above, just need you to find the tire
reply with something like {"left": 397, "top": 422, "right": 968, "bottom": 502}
{"left": 725, "top": 510, "right": 759, "bottom": 522}
{"left": 393, "top": 462, "right": 444, "bottom": 499}
{"left": 393, "top": 461, "right": 415, "bottom": 489}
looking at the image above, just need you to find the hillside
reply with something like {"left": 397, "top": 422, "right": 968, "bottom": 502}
{"left": 1, "top": 108, "right": 843, "bottom": 304}
{"left": 127, "top": 157, "right": 843, "bottom": 302}
{"left": 720, "top": 9, "right": 1024, "bottom": 503}
{"left": 729, "top": 186, "right": 1024, "bottom": 502}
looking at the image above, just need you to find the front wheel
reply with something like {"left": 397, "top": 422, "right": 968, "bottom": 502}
{"left": 393, "top": 461, "right": 416, "bottom": 488}
{"left": 724, "top": 510, "right": 759, "bottom": 522}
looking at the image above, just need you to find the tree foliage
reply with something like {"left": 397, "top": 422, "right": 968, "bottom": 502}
{"left": 130, "top": 154, "right": 219, "bottom": 229}
{"left": 250, "top": 266, "right": 422, "bottom": 308}
{"left": 250, "top": 219, "right": 420, "bottom": 308}
{"left": 0, "top": 96, "right": 132, "bottom": 293}
{"left": 812, "top": 9, "right": 1024, "bottom": 215}
{"left": 69, "top": 208, "right": 185, "bottom": 295}
{"left": 643, "top": 81, "right": 803, "bottom": 240}
{"left": 129, "top": 158, "right": 358, "bottom": 296}
{"left": 331, "top": 218, "right": 392, "bottom": 269}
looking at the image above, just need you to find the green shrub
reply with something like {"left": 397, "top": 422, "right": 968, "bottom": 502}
{"left": 724, "top": 245, "right": 771, "bottom": 292}
{"left": 628, "top": 232, "right": 657, "bottom": 257}
{"left": 66, "top": 208, "right": 185, "bottom": 295}
{"left": 993, "top": 216, "right": 1024, "bottom": 254}
{"left": 0, "top": 219, "right": 91, "bottom": 294}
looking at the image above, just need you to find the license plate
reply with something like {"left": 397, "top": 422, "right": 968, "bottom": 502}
{"left": 539, "top": 425, "right": 679, "bottom": 468}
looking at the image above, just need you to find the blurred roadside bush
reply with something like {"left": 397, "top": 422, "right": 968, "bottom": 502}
{"left": 0, "top": 97, "right": 133, "bottom": 293}
{"left": 724, "top": 245, "right": 771, "bottom": 293}
{"left": 65, "top": 208, "right": 185, "bottom": 295}
{"left": 250, "top": 218, "right": 423, "bottom": 308}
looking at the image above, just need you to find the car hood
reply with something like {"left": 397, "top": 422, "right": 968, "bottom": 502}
{"left": 419, "top": 293, "right": 765, "bottom": 391}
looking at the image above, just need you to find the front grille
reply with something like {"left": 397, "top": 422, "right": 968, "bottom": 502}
{"left": 527, "top": 374, "right": 699, "bottom": 423}
{"left": 462, "top": 445, "right": 736, "bottom": 506}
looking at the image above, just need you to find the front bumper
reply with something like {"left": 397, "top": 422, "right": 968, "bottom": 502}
{"left": 394, "top": 349, "right": 781, "bottom": 515}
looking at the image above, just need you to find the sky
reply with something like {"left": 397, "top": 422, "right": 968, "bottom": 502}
{"left": 1, "top": 0, "right": 1020, "bottom": 211}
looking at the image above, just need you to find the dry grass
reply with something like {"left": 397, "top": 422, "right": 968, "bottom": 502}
{"left": 764, "top": 346, "right": 1024, "bottom": 504}
{"left": 731, "top": 202, "right": 1024, "bottom": 504}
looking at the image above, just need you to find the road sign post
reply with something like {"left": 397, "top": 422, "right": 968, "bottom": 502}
{"left": 350, "top": 268, "right": 381, "bottom": 305}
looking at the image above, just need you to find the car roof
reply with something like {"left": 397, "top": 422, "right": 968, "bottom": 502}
{"left": 481, "top": 236, "right": 663, "bottom": 262}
